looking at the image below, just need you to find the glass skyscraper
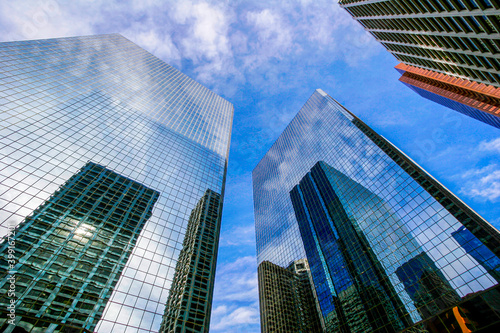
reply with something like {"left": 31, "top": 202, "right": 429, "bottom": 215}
{"left": 253, "top": 89, "right": 500, "bottom": 332}
{"left": 0, "top": 34, "right": 233, "bottom": 332}
{"left": 339, "top": 0, "right": 500, "bottom": 87}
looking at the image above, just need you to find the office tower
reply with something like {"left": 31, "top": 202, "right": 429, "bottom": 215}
{"left": 0, "top": 162, "right": 159, "bottom": 332}
{"left": 258, "top": 259, "right": 323, "bottom": 333}
{"left": 339, "top": 0, "right": 500, "bottom": 127}
{"left": 160, "top": 189, "right": 221, "bottom": 333}
{"left": 339, "top": 0, "right": 500, "bottom": 86}
{"left": 253, "top": 89, "right": 500, "bottom": 332}
{"left": 0, "top": 34, "right": 233, "bottom": 332}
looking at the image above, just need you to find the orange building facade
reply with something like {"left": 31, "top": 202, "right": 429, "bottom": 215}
{"left": 396, "top": 63, "right": 500, "bottom": 128}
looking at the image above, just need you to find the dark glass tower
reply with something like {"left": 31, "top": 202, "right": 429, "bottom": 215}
{"left": 396, "top": 252, "right": 461, "bottom": 320}
{"left": 0, "top": 34, "right": 233, "bottom": 332}
{"left": 0, "top": 162, "right": 159, "bottom": 332}
{"left": 253, "top": 89, "right": 500, "bottom": 332}
{"left": 160, "top": 189, "right": 222, "bottom": 333}
{"left": 452, "top": 226, "right": 500, "bottom": 283}
{"left": 290, "top": 161, "right": 415, "bottom": 332}
{"left": 339, "top": 0, "right": 500, "bottom": 87}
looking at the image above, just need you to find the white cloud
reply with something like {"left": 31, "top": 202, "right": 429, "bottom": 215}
{"left": 171, "top": 0, "right": 240, "bottom": 83}
{"left": 221, "top": 224, "right": 256, "bottom": 246}
{"left": 211, "top": 305, "right": 260, "bottom": 331}
{"left": 460, "top": 164, "right": 500, "bottom": 201}
{"left": 479, "top": 137, "right": 500, "bottom": 153}
{"left": 124, "top": 29, "right": 181, "bottom": 65}
{"left": 210, "top": 256, "right": 260, "bottom": 332}
{"left": 0, "top": 0, "right": 382, "bottom": 93}
{"left": 0, "top": 0, "right": 93, "bottom": 41}
{"left": 174, "top": 1, "right": 231, "bottom": 61}
{"left": 247, "top": 9, "right": 293, "bottom": 54}
{"left": 469, "top": 170, "right": 500, "bottom": 200}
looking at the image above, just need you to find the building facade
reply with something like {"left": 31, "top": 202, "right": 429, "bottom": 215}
{"left": 253, "top": 89, "right": 500, "bottom": 332}
{"left": 339, "top": 0, "right": 500, "bottom": 87}
{"left": 0, "top": 34, "right": 233, "bottom": 332}
{"left": 396, "top": 63, "right": 500, "bottom": 128}
{"left": 339, "top": 0, "right": 500, "bottom": 127}
{"left": 258, "top": 259, "right": 323, "bottom": 333}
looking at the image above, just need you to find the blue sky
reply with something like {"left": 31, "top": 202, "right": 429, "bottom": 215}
{"left": 1, "top": 1, "right": 499, "bottom": 332}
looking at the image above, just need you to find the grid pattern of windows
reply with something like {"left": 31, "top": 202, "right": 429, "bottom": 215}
{"left": 339, "top": 0, "right": 500, "bottom": 87}
{"left": 160, "top": 189, "right": 221, "bottom": 333}
{"left": 253, "top": 89, "right": 500, "bottom": 331}
{"left": 0, "top": 162, "right": 159, "bottom": 332}
{"left": 291, "top": 162, "right": 419, "bottom": 332}
{"left": 258, "top": 259, "right": 323, "bottom": 333}
{"left": 0, "top": 34, "right": 233, "bottom": 332}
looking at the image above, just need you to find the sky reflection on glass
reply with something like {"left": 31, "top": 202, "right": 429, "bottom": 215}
{"left": 253, "top": 89, "right": 500, "bottom": 329}
{"left": 0, "top": 34, "right": 233, "bottom": 332}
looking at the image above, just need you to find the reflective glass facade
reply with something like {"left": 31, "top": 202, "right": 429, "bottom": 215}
{"left": 400, "top": 78, "right": 500, "bottom": 129}
{"left": 0, "top": 34, "right": 233, "bottom": 332}
{"left": 253, "top": 89, "right": 500, "bottom": 332}
{"left": 0, "top": 162, "right": 159, "bottom": 332}
{"left": 258, "top": 259, "right": 323, "bottom": 333}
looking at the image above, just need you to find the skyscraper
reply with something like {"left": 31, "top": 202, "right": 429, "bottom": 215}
{"left": 339, "top": 0, "right": 500, "bottom": 127}
{"left": 258, "top": 259, "right": 323, "bottom": 333}
{"left": 253, "top": 89, "right": 500, "bottom": 332}
{"left": 0, "top": 34, "right": 233, "bottom": 332}
{"left": 160, "top": 189, "right": 221, "bottom": 333}
{"left": 339, "top": 0, "right": 500, "bottom": 86}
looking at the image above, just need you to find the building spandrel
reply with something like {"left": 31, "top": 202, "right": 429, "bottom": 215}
{"left": 395, "top": 63, "right": 500, "bottom": 129}
{"left": 0, "top": 34, "right": 233, "bottom": 332}
{"left": 253, "top": 89, "right": 500, "bottom": 331}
